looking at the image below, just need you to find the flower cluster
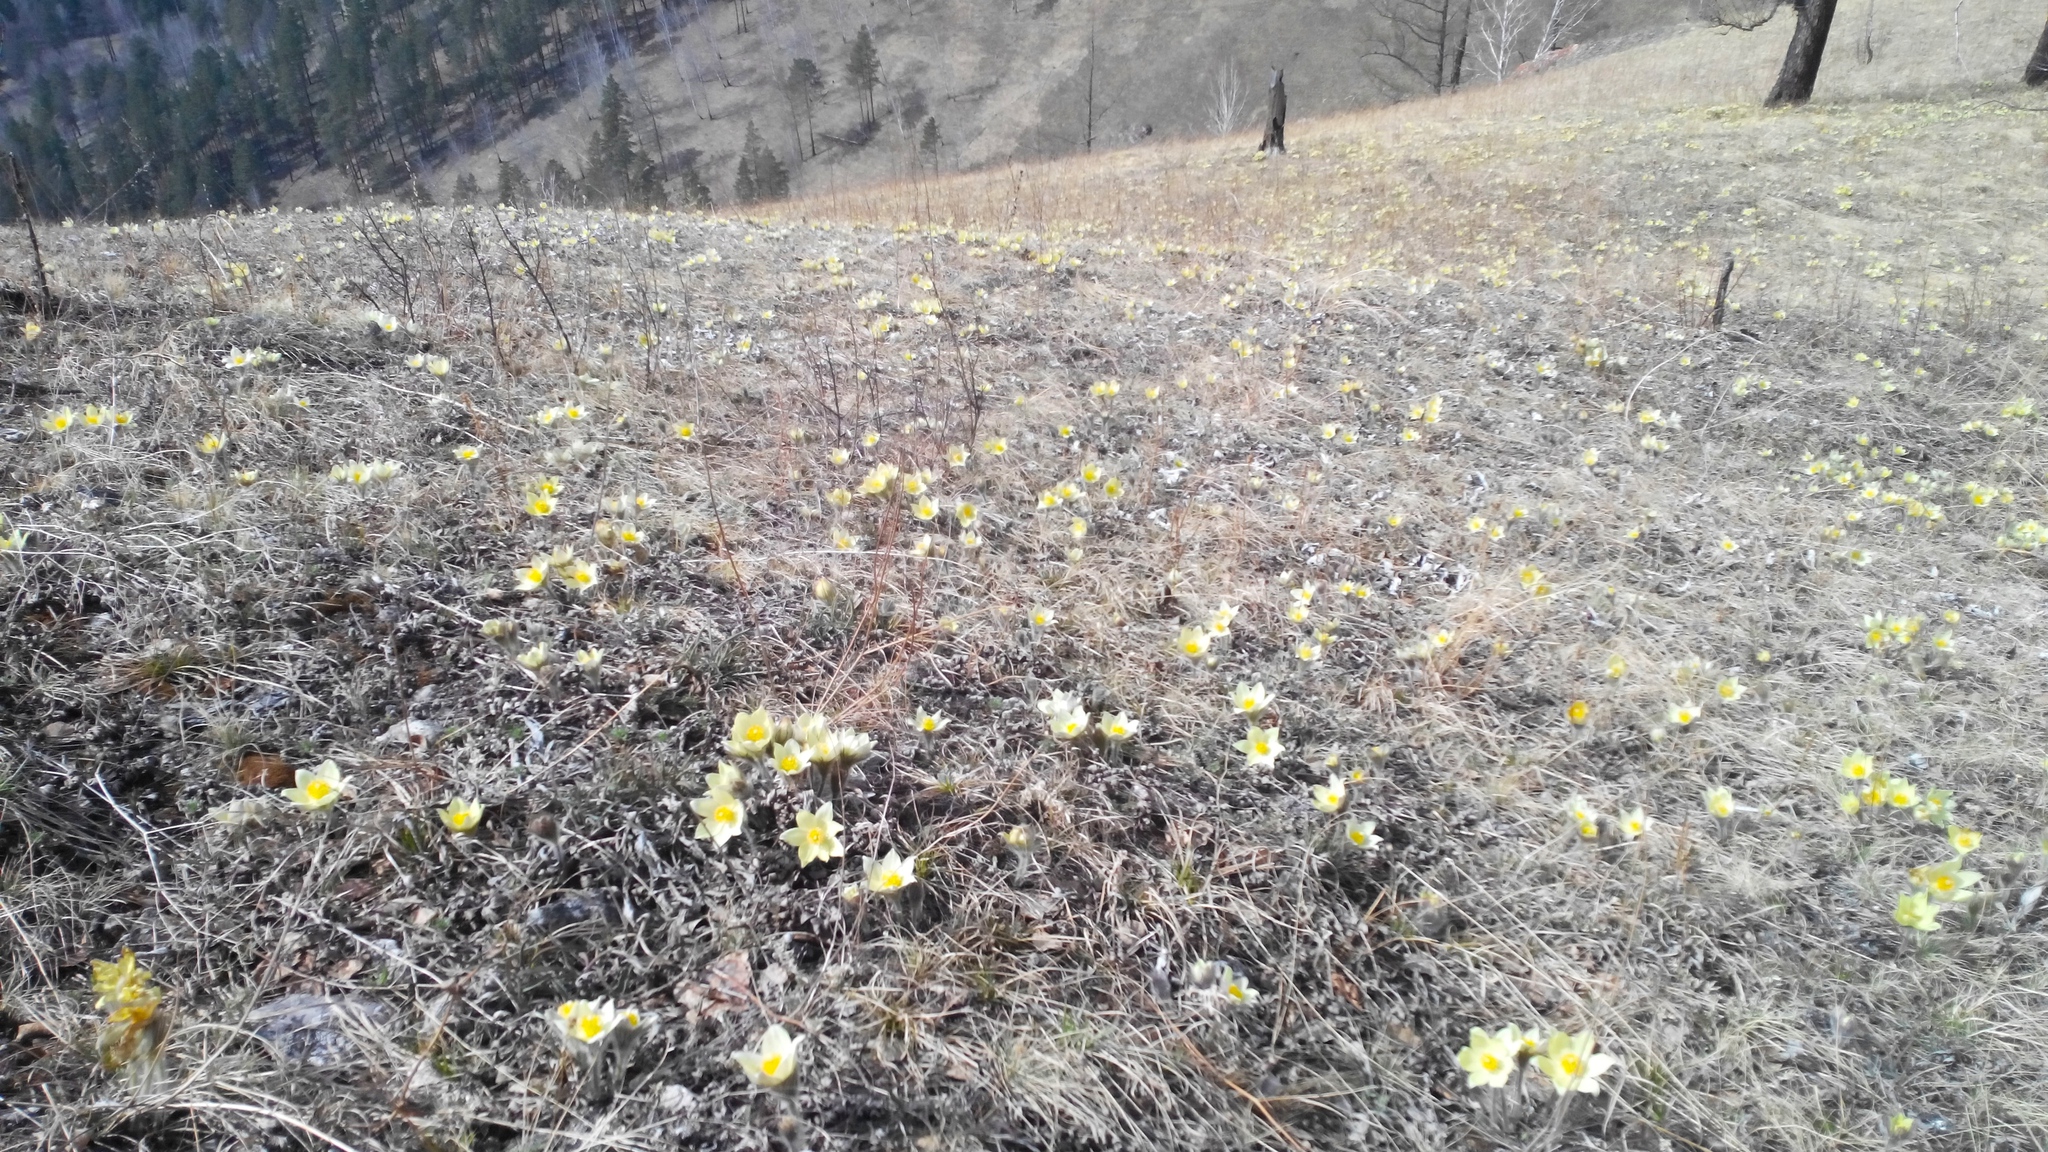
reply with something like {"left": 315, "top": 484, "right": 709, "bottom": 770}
{"left": 1456, "top": 1025, "right": 1618, "bottom": 1096}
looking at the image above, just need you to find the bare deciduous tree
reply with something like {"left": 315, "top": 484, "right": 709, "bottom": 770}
{"left": 1365, "top": 0, "right": 1474, "bottom": 95}
{"left": 1532, "top": 0, "right": 1602, "bottom": 56}
{"left": 1472, "top": 0, "right": 1537, "bottom": 82}
{"left": 1207, "top": 59, "right": 1251, "bottom": 136}
{"left": 1703, "top": 0, "right": 1840, "bottom": 107}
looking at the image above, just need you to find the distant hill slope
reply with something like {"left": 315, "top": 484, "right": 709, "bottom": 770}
{"left": 413, "top": 0, "right": 1684, "bottom": 210}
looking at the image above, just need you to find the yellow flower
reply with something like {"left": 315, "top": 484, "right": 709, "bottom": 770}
{"left": 1667, "top": 702, "right": 1701, "bottom": 727}
{"left": 912, "top": 708, "right": 949, "bottom": 734}
{"left": 781, "top": 803, "right": 845, "bottom": 866}
{"left": 196, "top": 431, "right": 225, "bottom": 455}
{"left": 282, "top": 759, "right": 350, "bottom": 812}
{"left": 674, "top": 422, "right": 697, "bottom": 440}
{"left": 1885, "top": 778, "right": 1918, "bottom": 808}
{"left": 1047, "top": 706, "right": 1090, "bottom": 740}
{"left": 426, "top": 356, "right": 451, "bottom": 376}
{"left": 1456, "top": 1026, "right": 1521, "bottom": 1089}
{"left": 1098, "top": 711, "right": 1140, "bottom": 743}
{"left": 1703, "top": 787, "right": 1735, "bottom": 820}
{"left": 1235, "top": 725, "right": 1284, "bottom": 769}
{"left": 438, "top": 797, "right": 484, "bottom": 834}
{"left": 516, "top": 642, "right": 551, "bottom": 670}
{"left": 560, "top": 560, "right": 599, "bottom": 591}
{"left": 1310, "top": 774, "right": 1346, "bottom": 813}
{"left": 92, "top": 948, "right": 157, "bottom": 1013}
{"left": 1914, "top": 857, "right": 1981, "bottom": 903}
{"left": 1839, "top": 750, "right": 1874, "bottom": 780}
{"left": 1894, "top": 890, "right": 1940, "bottom": 932}
{"left": 1618, "top": 807, "right": 1647, "bottom": 840}
{"left": 514, "top": 558, "right": 550, "bottom": 591}
{"left": 1566, "top": 699, "right": 1590, "bottom": 726}
{"left": 1230, "top": 682, "right": 1274, "bottom": 715}
{"left": 733, "top": 1024, "right": 801, "bottom": 1088}
{"left": 1605, "top": 654, "right": 1627, "bottom": 679}
{"left": 692, "top": 789, "right": 747, "bottom": 848}
{"left": 1946, "top": 826, "right": 1981, "bottom": 855}
{"left": 452, "top": 445, "right": 481, "bottom": 461}
{"left": 22, "top": 320, "right": 41, "bottom": 341}
{"left": 1029, "top": 606, "right": 1058, "bottom": 629}
{"left": 526, "top": 493, "right": 556, "bottom": 517}
{"left": 770, "top": 740, "right": 813, "bottom": 777}
{"left": 727, "top": 707, "right": 776, "bottom": 757}
{"left": 39, "top": 406, "right": 78, "bottom": 434}
{"left": 1343, "top": 818, "right": 1381, "bottom": 849}
{"left": 982, "top": 437, "right": 1008, "bottom": 455}
{"left": 553, "top": 999, "right": 622, "bottom": 1050}
{"left": 1294, "top": 637, "right": 1324, "bottom": 662}
{"left": 1174, "top": 626, "right": 1211, "bottom": 660}
{"left": 573, "top": 647, "right": 604, "bottom": 673}
{"left": 1534, "top": 1031, "right": 1617, "bottom": 1096}
{"left": 912, "top": 496, "right": 939, "bottom": 520}
{"left": 863, "top": 849, "right": 919, "bottom": 894}
{"left": 1715, "top": 677, "right": 1745, "bottom": 702}
{"left": 1217, "top": 964, "right": 1258, "bottom": 1005}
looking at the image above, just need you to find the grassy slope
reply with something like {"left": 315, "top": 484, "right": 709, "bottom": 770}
{"left": 311, "top": 0, "right": 1681, "bottom": 210}
{"left": 4, "top": 3, "right": 2048, "bottom": 1150}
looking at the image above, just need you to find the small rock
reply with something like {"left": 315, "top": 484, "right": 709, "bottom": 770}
{"left": 248, "top": 994, "right": 393, "bottom": 1066}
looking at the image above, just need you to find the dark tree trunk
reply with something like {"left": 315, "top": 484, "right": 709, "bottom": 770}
{"left": 2027, "top": 17, "right": 2048, "bottom": 86}
{"left": 1765, "top": 0, "right": 1838, "bottom": 106}
{"left": 1260, "top": 69, "right": 1285, "bottom": 154}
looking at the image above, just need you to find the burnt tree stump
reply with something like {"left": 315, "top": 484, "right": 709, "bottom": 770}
{"left": 1260, "top": 69, "right": 1286, "bottom": 155}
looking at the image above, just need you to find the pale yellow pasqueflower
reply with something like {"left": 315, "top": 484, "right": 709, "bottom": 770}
{"left": 1342, "top": 818, "right": 1381, "bottom": 849}
{"left": 1098, "top": 711, "right": 1139, "bottom": 743}
{"left": 863, "top": 850, "right": 919, "bottom": 894}
{"left": 1667, "top": 701, "right": 1702, "bottom": 727}
{"left": 1946, "top": 826, "right": 1981, "bottom": 855}
{"left": 781, "top": 803, "right": 845, "bottom": 866}
{"left": 1703, "top": 787, "right": 1735, "bottom": 820}
{"left": 282, "top": 760, "right": 350, "bottom": 812}
{"left": 727, "top": 707, "right": 776, "bottom": 757}
{"left": 1535, "top": 1031, "right": 1617, "bottom": 1096}
{"left": 1310, "top": 774, "right": 1346, "bottom": 813}
{"left": 1617, "top": 807, "right": 1648, "bottom": 841}
{"left": 691, "top": 790, "right": 747, "bottom": 848}
{"left": 1912, "top": 857, "right": 1982, "bottom": 903}
{"left": 438, "top": 797, "right": 484, "bottom": 834}
{"left": 1216, "top": 964, "right": 1258, "bottom": 1005}
{"left": 1236, "top": 725, "right": 1284, "bottom": 769}
{"left": 1230, "top": 682, "right": 1274, "bottom": 714}
{"left": 553, "top": 999, "right": 622, "bottom": 1051}
{"left": 1566, "top": 699, "right": 1591, "bottom": 726}
{"left": 770, "top": 740, "right": 812, "bottom": 777}
{"left": 1455, "top": 1026, "right": 1521, "bottom": 1089}
{"left": 1894, "top": 890, "right": 1940, "bottom": 932}
{"left": 733, "top": 1024, "right": 800, "bottom": 1088}
{"left": 560, "top": 560, "right": 599, "bottom": 592}
{"left": 1048, "top": 707, "right": 1090, "bottom": 741}
{"left": 1174, "top": 626, "right": 1211, "bottom": 660}
{"left": 1839, "top": 749, "right": 1875, "bottom": 781}
{"left": 912, "top": 708, "right": 949, "bottom": 734}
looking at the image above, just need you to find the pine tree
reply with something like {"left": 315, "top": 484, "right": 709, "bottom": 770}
{"left": 495, "top": 159, "right": 533, "bottom": 205}
{"left": 847, "top": 26, "right": 880, "bottom": 124}
{"left": 584, "top": 76, "right": 634, "bottom": 206}
{"left": 732, "top": 151, "right": 757, "bottom": 205}
{"left": 673, "top": 153, "right": 712, "bottom": 209}
{"left": 919, "top": 115, "right": 940, "bottom": 158}
{"left": 453, "top": 171, "right": 482, "bottom": 203}
{"left": 784, "top": 57, "right": 823, "bottom": 157}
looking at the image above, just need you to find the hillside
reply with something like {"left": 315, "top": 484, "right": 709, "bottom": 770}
{"left": 4, "top": 4, "right": 2048, "bottom": 1151}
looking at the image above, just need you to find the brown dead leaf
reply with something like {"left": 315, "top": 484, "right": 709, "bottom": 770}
{"left": 1330, "top": 967, "right": 1365, "bottom": 1010}
{"left": 701, "top": 950, "right": 752, "bottom": 1013}
{"left": 237, "top": 750, "right": 292, "bottom": 788}
{"left": 328, "top": 957, "right": 365, "bottom": 981}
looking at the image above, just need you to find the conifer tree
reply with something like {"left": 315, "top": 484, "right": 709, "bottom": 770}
{"left": 496, "top": 158, "right": 533, "bottom": 205}
{"left": 847, "top": 26, "right": 881, "bottom": 124}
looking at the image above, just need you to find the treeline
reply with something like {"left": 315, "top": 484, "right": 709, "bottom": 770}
{"left": 1, "top": 0, "right": 695, "bottom": 220}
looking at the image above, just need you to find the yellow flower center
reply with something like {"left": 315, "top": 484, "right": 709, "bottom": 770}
{"left": 759, "top": 1053, "right": 782, "bottom": 1076}
{"left": 576, "top": 1014, "right": 605, "bottom": 1041}
{"left": 1481, "top": 1053, "right": 1501, "bottom": 1072}
{"left": 807, "top": 828, "right": 825, "bottom": 844}
{"left": 746, "top": 725, "right": 767, "bottom": 742}
{"left": 1934, "top": 875, "right": 1954, "bottom": 891}
{"left": 306, "top": 779, "right": 333, "bottom": 800}
{"left": 715, "top": 805, "right": 736, "bottom": 824}
{"left": 1561, "top": 1053, "right": 1581, "bottom": 1076}
{"left": 1253, "top": 741, "right": 1269, "bottom": 756}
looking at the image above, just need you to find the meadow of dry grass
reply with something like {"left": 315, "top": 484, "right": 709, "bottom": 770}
{"left": 4, "top": 6, "right": 2048, "bottom": 1151}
